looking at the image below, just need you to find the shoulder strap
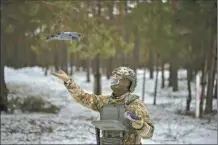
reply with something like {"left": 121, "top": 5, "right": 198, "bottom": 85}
{"left": 125, "top": 94, "right": 139, "bottom": 105}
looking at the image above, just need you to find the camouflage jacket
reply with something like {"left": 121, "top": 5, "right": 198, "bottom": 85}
{"left": 65, "top": 81, "right": 154, "bottom": 144}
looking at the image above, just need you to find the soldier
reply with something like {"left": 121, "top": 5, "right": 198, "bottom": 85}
{"left": 52, "top": 66, "right": 154, "bottom": 144}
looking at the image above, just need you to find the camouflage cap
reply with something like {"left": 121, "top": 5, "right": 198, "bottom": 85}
{"left": 112, "top": 66, "right": 137, "bottom": 92}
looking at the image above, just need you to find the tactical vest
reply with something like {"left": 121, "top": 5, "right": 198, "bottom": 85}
{"left": 99, "top": 95, "right": 139, "bottom": 145}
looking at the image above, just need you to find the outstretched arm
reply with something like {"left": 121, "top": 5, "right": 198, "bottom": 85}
{"left": 65, "top": 78, "right": 109, "bottom": 112}
{"left": 51, "top": 70, "right": 108, "bottom": 112}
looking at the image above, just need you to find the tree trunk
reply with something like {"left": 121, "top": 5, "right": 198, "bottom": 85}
{"left": 168, "top": 65, "right": 173, "bottom": 87}
{"left": 153, "top": 67, "right": 158, "bottom": 105}
{"left": 61, "top": 42, "right": 68, "bottom": 73}
{"left": 86, "top": 60, "right": 91, "bottom": 83}
{"left": 123, "top": 0, "right": 129, "bottom": 67}
{"left": 24, "top": 43, "right": 28, "bottom": 67}
{"left": 133, "top": 27, "right": 140, "bottom": 72}
{"left": 200, "top": 59, "right": 207, "bottom": 118}
{"left": 69, "top": 52, "right": 74, "bottom": 75}
{"left": 14, "top": 41, "right": 20, "bottom": 68}
{"left": 0, "top": 43, "right": 8, "bottom": 112}
{"left": 214, "top": 82, "right": 217, "bottom": 99}
{"left": 161, "top": 62, "right": 165, "bottom": 88}
{"left": 148, "top": 50, "right": 154, "bottom": 79}
{"left": 119, "top": 1, "right": 126, "bottom": 67}
{"left": 186, "top": 67, "right": 192, "bottom": 111}
{"left": 171, "top": 63, "right": 178, "bottom": 92}
{"left": 142, "top": 67, "right": 146, "bottom": 102}
{"left": 205, "top": 40, "right": 217, "bottom": 114}
{"left": 94, "top": 0, "right": 101, "bottom": 95}
{"left": 153, "top": 54, "right": 159, "bottom": 105}
{"left": 106, "top": 0, "right": 114, "bottom": 80}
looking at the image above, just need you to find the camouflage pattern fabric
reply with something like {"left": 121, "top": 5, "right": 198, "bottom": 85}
{"left": 65, "top": 81, "right": 154, "bottom": 145}
{"left": 112, "top": 66, "right": 137, "bottom": 92}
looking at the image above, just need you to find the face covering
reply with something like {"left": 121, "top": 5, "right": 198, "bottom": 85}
{"left": 110, "top": 77, "right": 129, "bottom": 97}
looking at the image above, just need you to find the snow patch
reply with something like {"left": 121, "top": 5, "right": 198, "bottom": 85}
{"left": 1, "top": 66, "right": 217, "bottom": 144}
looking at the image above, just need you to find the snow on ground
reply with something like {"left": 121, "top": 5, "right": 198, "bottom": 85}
{"left": 1, "top": 66, "right": 217, "bottom": 144}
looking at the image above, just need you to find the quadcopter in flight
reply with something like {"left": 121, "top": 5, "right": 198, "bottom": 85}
{"left": 46, "top": 32, "right": 81, "bottom": 43}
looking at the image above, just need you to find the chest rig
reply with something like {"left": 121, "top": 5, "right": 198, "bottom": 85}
{"left": 92, "top": 94, "right": 139, "bottom": 145}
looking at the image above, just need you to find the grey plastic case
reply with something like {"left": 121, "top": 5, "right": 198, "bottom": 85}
{"left": 91, "top": 120, "right": 127, "bottom": 131}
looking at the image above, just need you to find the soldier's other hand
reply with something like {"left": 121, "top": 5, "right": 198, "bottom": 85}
{"left": 132, "top": 119, "right": 144, "bottom": 130}
{"left": 125, "top": 111, "right": 144, "bottom": 130}
{"left": 51, "top": 70, "right": 70, "bottom": 82}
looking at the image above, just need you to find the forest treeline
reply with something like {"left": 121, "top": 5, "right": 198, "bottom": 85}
{"left": 0, "top": 0, "right": 217, "bottom": 117}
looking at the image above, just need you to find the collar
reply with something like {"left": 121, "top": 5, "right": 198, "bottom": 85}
{"left": 111, "top": 92, "right": 130, "bottom": 101}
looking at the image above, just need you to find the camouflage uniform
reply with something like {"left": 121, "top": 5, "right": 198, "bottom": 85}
{"left": 65, "top": 67, "right": 154, "bottom": 144}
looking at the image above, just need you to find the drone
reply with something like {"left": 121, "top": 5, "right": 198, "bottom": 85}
{"left": 46, "top": 32, "right": 81, "bottom": 43}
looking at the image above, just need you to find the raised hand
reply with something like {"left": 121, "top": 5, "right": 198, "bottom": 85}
{"left": 51, "top": 70, "right": 70, "bottom": 82}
